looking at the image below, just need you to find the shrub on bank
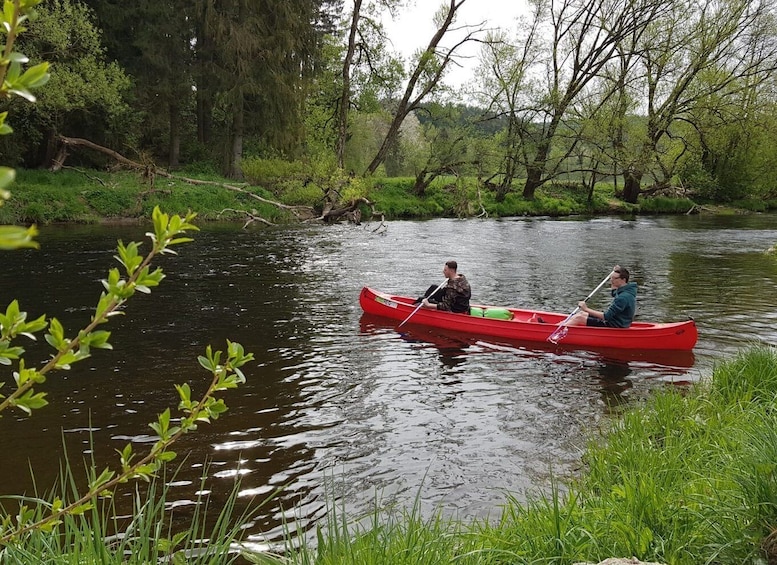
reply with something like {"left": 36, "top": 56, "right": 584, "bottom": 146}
{"left": 639, "top": 196, "right": 696, "bottom": 214}
{"left": 0, "top": 208, "right": 256, "bottom": 562}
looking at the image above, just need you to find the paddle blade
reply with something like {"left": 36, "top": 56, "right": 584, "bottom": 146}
{"left": 547, "top": 325, "right": 568, "bottom": 344}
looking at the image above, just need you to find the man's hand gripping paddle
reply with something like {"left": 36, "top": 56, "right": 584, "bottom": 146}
{"left": 547, "top": 271, "right": 615, "bottom": 344}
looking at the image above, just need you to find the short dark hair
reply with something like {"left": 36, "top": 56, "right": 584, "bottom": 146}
{"left": 445, "top": 260, "right": 458, "bottom": 271}
{"left": 615, "top": 267, "right": 630, "bottom": 282}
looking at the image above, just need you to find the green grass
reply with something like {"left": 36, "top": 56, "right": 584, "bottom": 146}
{"left": 4, "top": 169, "right": 292, "bottom": 223}
{"left": 0, "top": 169, "right": 768, "bottom": 224}
{"left": 0, "top": 461, "right": 256, "bottom": 564}
{"left": 638, "top": 196, "right": 696, "bottom": 214}
{"left": 258, "top": 345, "right": 777, "bottom": 565}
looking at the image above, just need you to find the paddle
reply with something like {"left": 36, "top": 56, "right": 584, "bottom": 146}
{"left": 398, "top": 279, "right": 448, "bottom": 328}
{"left": 547, "top": 271, "right": 615, "bottom": 344}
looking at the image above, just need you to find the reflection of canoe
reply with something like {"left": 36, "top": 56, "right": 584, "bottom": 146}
{"left": 359, "top": 313, "right": 697, "bottom": 369}
{"left": 359, "top": 286, "right": 698, "bottom": 352}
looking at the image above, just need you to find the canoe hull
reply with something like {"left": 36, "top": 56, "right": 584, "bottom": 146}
{"left": 359, "top": 286, "right": 698, "bottom": 351}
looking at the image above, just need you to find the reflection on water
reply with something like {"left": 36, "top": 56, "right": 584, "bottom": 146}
{"left": 593, "top": 360, "right": 633, "bottom": 413}
{"left": 0, "top": 215, "right": 775, "bottom": 546}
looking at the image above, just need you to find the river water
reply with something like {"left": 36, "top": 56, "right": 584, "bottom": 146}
{"left": 1, "top": 214, "right": 776, "bottom": 548}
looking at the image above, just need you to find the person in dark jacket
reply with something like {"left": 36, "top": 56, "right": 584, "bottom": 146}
{"left": 567, "top": 266, "right": 637, "bottom": 328}
{"left": 420, "top": 260, "right": 471, "bottom": 314}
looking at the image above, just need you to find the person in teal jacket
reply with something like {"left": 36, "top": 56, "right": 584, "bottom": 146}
{"left": 568, "top": 266, "right": 637, "bottom": 328}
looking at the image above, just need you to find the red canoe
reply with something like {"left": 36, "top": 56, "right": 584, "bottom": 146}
{"left": 359, "top": 286, "right": 698, "bottom": 351}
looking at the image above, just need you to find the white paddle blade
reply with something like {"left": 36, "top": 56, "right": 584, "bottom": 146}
{"left": 547, "top": 326, "right": 568, "bottom": 344}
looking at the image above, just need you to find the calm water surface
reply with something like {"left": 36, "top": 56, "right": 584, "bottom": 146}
{"left": 1, "top": 214, "right": 776, "bottom": 548}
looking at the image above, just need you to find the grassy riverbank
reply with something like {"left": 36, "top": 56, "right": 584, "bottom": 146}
{"left": 255, "top": 345, "right": 777, "bottom": 565}
{"left": 3, "top": 168, "right": 771, "bottom": 225}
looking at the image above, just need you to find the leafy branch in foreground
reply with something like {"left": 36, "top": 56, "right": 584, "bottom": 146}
{"left": 1, "top": 1, "right": 255, "bottom": 553}
{"left": 0, "top": 206, "right": 254, "bottom": 545}
{"left": 0, "top": 340, "right": 253, "bottom": 545}
{"left": 0, "top": 206, "right": 196, "bottom": 415}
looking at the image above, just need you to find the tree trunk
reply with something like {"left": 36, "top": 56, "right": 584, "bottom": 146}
{"left": 225, "top": 95, "right": 244, "bottom": 180}
{"left": 195, "top": 5, "right": 214, "bottom": 145}
{"left": 364, "top": 0, "right": 469, "bottom": 176}
{"left": 522, "top": 166, "right": 544, "bottom": 199}
{"left": 622, "top": 168, "right": 642, "bottom": 203}
{"left": 495, "top": 146, "right": 519, "bottom": 203}
{"left": 169, "top": 101, "right": 180, "bottom": 168}
{"left": 366, "top": 119, "right": 403, "bottom": 176}
{"left": 42, "top": 127, "right": 60, "bottom": 170}
{"left": 413, "top": 169, "right": 442, "bottom": 196}
{"left": 522, "top": 117, "right": 559, "bottom": 199}
{"left": 336, "top": 0, "right": 361, "bottom": 170}
{"left": 495, "top": 174, "right": 513, "bottom": 203}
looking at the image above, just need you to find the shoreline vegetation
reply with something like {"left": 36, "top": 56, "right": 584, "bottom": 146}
{"left": 3, "top": 168, "right": 776, "bottom": 226}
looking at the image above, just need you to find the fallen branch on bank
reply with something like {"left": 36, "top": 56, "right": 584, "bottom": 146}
{"left": 62, "top": 165, "right": 108, "bottom": 186}
{"left": 50, "top": 136, "right": 335, "bottom": 222}
{"left": 218, "top": 208, "right": 275, "bottom": 228}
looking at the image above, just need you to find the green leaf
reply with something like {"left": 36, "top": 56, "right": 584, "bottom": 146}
{"left": 89, "top": 468, "right": 115, "bottom": 491}
{"left": 0, "top": 224, "right": 38, "bottom": 250}
{"left": 149, "top": 408, "right": 172, "bottom": 439}
{"left": 69, "top": 503, "right": 93, "bottom": 516}
{"left": 117, "top": 443, "right": 134, "bottom": 468}
{"left": 114, "top": 240, "right": 143, "bottom": 274}
{"left": 208, "top": 399, "right": 228, "bottom": 417}
{"left": 175, "top": 383, "right": 191, "bottom": 403}
{"left": 0, "top": 166, "right": 15, "bottom": 189}
{"left": 39, "top": 519, "right": 62, "bottom": 533}
{"left": 8, "top": 87, "right": 35, "bottom": 103}
{"left": 6, "top": 51, "right": 29, "bottom": 64}
{"left": 18, "top": 61, "right": 49, "bottom": 89}
{"left": 81, "top": 330, "right": 112, "bottom": 349}
{"left": 54, "top": 348, "right": 91, "bottom": 370}
{"left": 156, "top": 450, "right": 177, "bottom": 462}
{"left": 3, "top": 2, "right": 14, "bottom": 30}
{"left": 20, "top": 314, "right": 47, "bottom": 336}
{"left": 168, "top": 237, "right": 194, "bottom": 246}
{"left": 0, "top": 341, "right": 25, "bottom": 364}
{"left": 45, "top": 317, "right": 66, "bottom": 349}
{"left": 93, "top": 292, "right": 120, "bottom": 322}
{"left": 12, "top": 390, "right": 49, "bottom": 415}
{"left": 157, "top": 538, "right": 174, "bottom": 553}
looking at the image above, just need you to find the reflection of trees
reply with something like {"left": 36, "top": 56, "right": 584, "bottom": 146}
{"left": 668, "top": 251, "right": 777, "bottom": 318}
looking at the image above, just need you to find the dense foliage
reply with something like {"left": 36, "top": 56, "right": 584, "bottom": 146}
{"left": 0, "top": 0, "right": 774, "bottom": 210}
